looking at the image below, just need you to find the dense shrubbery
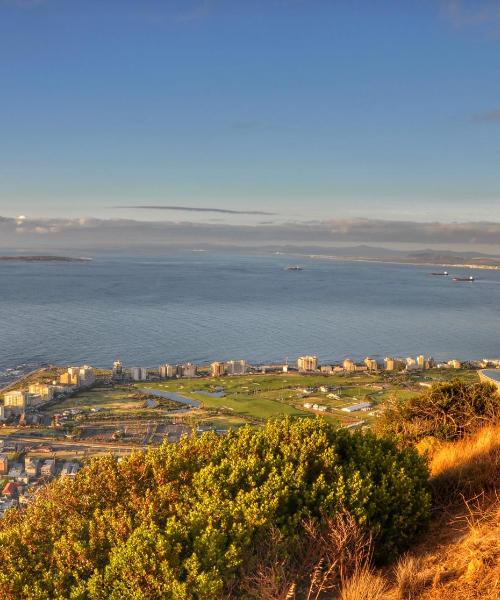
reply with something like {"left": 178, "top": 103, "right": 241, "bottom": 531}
{"left": 0, "top": 418, "right": 430, "bottom": 599}
{"left": 377, "top": 380, "right": 499, "bottom": 444}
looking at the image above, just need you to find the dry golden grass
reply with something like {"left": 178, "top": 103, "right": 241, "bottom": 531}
{"left": 380, "top": 424, "right": 500, "bottom": 600}
{"left": 418, "top": 423, "right": 500, "bottom": 505}
{"left": 339, "top": 567, "right": 387, "bottom": 600}
{"left": 393, "top": 555, "right": 429, "bottom": 599}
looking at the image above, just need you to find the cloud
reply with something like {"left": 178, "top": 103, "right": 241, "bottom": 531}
{"left": 3, "top": 216, "right": 500, "bottom": 250}
{"left": 174, "top": 0, "right": 215, "bottom": 23}
{"left": 472, "top": 107, "right": 500, "bottom": 122}
{"left": 441, "top": 0, "right": 500, "bottom": 31}
{"left": 1, "top": 0, "right": 47, "bottom": 7}
{"left": 113, "top": 205, "right": 276, "bottom": 216}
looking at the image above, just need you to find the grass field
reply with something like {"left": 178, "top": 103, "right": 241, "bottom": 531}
{"left": 133, "top": 368, "right": 480, "bottom": 426}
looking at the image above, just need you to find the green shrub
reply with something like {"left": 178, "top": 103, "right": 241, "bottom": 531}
{"left": 377, "top": 379, "right": 499, "bottom": 443}
{"left": 0, "top": 418, "right": 430, "bottom": 599}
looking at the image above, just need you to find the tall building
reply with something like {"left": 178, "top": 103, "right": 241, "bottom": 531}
{"left": 225, "top": 360, "right": 247, "bottom": 375}
{"left": 130, "top": 367, "right": 148, "bottom": 381}
{"left": 28, "top": 384, "right": 55, "bottom": 401}
{"left": 112, "top": 360, "right": 123, "bottom": 378}
{"left": 210, "top": 361, "right": 226, "bottom": 377}
{"left": 180, "top": 363, "right": 197, "bottom": 378}
{"left": 417, "top": 355, "right": 426, "bottom": 369}
{"left": 4, "top": 391, "right": 31, "bottom": 409}
{"left": 159, "top": 363, "right": 176, "bottom": 378}
{"left": 406, "top": 357, "right": 418, "bottom": 371}
{"left": 60, "top": 372, "right": 80, "bottom": 386}
{"left": 79, "top": 365, "right": 95, "bottom": 386}
{"left": 384, "top": 357, "right": 395, "bottom": 371}
{"left": 364, "top": 357, "right": 378, "bottom": 371}
{"left": 343, "top": 359, "right": 356, "bottom": 372}
{"left": 297, "top": 356, "right": 318, "bottom": 372}
{"left": 61, "top": 365, "right": 94, "bottom": 387}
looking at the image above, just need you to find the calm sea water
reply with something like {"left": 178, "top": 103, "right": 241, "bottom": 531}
{"left": 1, "top": 252, "right": 499, "bottom": 384}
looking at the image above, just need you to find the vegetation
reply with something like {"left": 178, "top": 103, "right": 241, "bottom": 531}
{"left": 376, "top": 379, "right": 499, "bottom": 443}
{"left": 0, "top": 418, "right": 429, "bottom": 599}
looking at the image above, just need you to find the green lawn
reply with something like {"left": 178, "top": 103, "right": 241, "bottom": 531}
{"left": 136, "top": 368, "right": 480, "bottom": 424}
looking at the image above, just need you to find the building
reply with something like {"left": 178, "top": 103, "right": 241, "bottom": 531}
{"left": 210, "top": 361, "right": 226, "bottom": 377}
{"left": 60, "top": 365, "right": 94, "bottom": 387}
{"left": 78, "top": 365, "right": 95, "bottom": 386}
{"left": 28, "top": 384, "right": 55, "bottom": 402}
{"left": 130, "top": 367, "right": 148, "bottom": 381}
{"left": 0, "top": 454, "right": 8, "bottom": 475}
{"left": 417, "top": 355, "right": 426, "bottom": 369}
{"left": 297, "top": 356, "right": 318, "bottom": 372}
{"left": 40, "top": 459, "right": 56, "bottom": 478}
{"left": 364, "top": 357, "right": 378, "bottom": 371}
{"left": 3, "top": 391, "right": 35, "bottom": 413}
{"left": 405, "top": 357, "right": 418, "bottom": 371}
{"left": 159, "top": 363, "right": 176, "bottom": 378}
{"left": 60, "top": 372, "right": 80, "bottom": 386}
{"left": 112, "top": 360, "right": 123, "bottom": 378}
{"left": 341, "top": 402, "right": 373, "bottom": 413}
{"left": 24, "top": 457, "right": 39, "bottom": 478}
{"left": 180, "top": 363, "right": 197, "bottom": 378}
{"left": 61, "top": 462, "right": 81, "bottom": 478}
{"left": 448, "top": 359, "right": 462, "bottom": 369}
{"left": 343, "top": 359, "right": 356, "bottom": 373}
{"left": 225, "top": 360, "right": 247, "bottom": 376}
{"left": 384, "top": 357, "right": 395, "bottom": 371}
{"left": 2, "top": 482, "right": 20, "bottom": 498}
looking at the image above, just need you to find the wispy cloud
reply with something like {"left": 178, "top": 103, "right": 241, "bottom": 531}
{"left": 1, "top": 0, "right": 47, "bottom": 7}
{"left": 472, "top": 107, "right": 500, "bottom": 122}
{"left": 113, "top": 205, "right": 277, "bottom": 216}
{"left": 441, "top": 0, "right": 500, "bottom": 31}
{"left": 174, "top": 0, "right": 215, "bottom": 23}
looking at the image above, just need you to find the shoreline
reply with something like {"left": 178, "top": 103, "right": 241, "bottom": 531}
{"left": 291, "top": 253, "right": 500, "bottom": 271}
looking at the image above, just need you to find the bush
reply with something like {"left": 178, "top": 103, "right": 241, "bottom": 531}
{"left": 376, "top": 380, "right": 499, "bottom": 444}
{"left": 0, "top": 418, "right": 430, "bottom": 599}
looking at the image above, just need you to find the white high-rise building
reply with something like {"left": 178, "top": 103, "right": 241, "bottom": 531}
{"left": 159, "top": 364, "right": 176, "bottom": 378}
{"left": 130, "top": 367, "right": 148, "bottom": 381}
{"left": 79, "top": 365, "right": 95, "bottom": 386}
{"left": 180, "top": 363, "right": 197, "bottom": 378}
{"left": 225, "top": 360, "right": 247, "bottom": 375}
{"left": 297, "top": 356, "right": 317, "bottom": 372}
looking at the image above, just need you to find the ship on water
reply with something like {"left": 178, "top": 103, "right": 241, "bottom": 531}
{"left": 453, "top": 276, "right": 475, "bottom": 282}
{"left": 285, "top": 265, "right": 303, "bottom": 271}
{"left": 431, "top": 271, "right": 448, "bottom": 276}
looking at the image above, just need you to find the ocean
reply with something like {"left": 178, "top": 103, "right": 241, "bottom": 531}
{"left": 1, "top": 252, "right": 499, "bottom": 385}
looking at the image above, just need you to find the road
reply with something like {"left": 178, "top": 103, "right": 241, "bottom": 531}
{"left": 0, "top": 433, "right": 149, "bottom": 452}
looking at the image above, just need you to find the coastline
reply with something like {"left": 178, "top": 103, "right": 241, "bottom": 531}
{"left": 293, "top": 253, "right": 500, "bottom": 271}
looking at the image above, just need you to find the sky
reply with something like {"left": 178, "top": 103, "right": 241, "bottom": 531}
{"left": 1, "top": 0, "right": 500, "bottom": 250}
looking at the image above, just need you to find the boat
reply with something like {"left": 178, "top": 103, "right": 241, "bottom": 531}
{"left": 285, "top": 265, "right": 303, "bottom": 271}
{"left": 453, "top": 276, "right": 475, "bottom": 282}
{"left": 431, "top": 271, "right": 448, "bottom": 276}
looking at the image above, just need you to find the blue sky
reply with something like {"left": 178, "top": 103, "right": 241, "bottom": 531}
{"left": 1, "top": 0, "right": 500, "bottom": 224}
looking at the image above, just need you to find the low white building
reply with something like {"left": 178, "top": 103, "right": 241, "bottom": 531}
{"left": 341, "top": 402, "right": 373, "bottom": 413}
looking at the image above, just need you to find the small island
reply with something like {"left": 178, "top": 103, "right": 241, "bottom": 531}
{"left": 0, "top": 255, "right": 92, "bottom": 262}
